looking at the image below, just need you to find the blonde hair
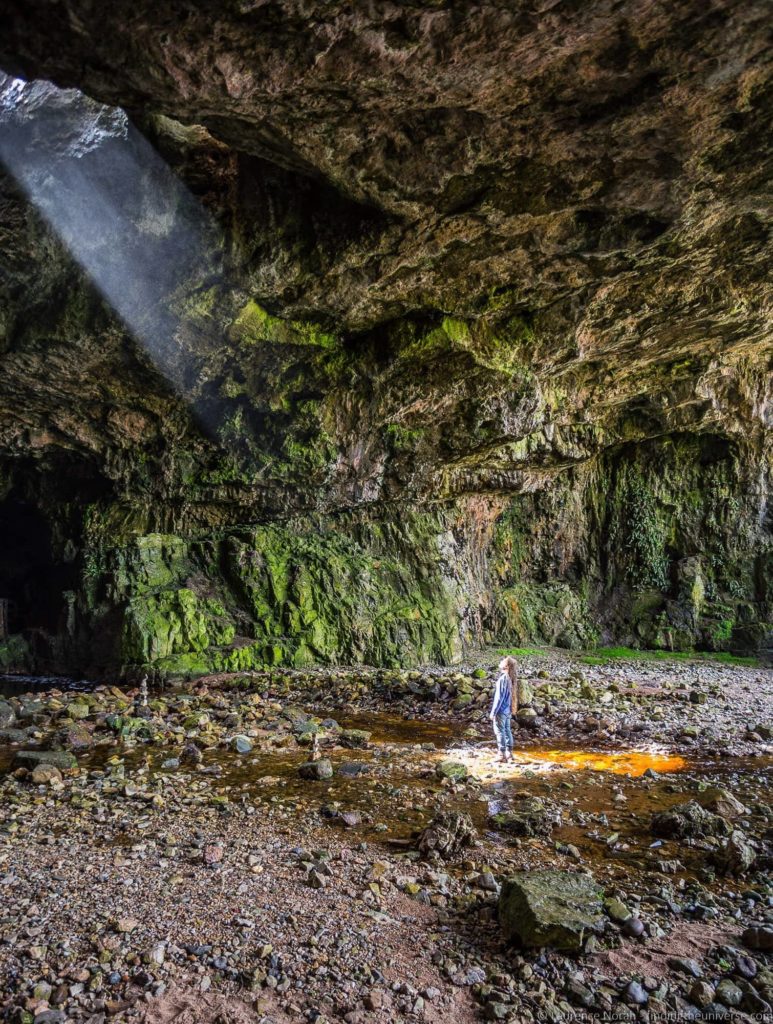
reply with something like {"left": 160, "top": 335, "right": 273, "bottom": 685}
{"left": 499, "top": 656, "right": 518, "bottom": 684}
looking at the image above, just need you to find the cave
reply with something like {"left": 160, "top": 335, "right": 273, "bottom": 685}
{"left": 0, "top": 3, "right": 770, "bottom": 1020}
{"left": 0, "top": 495, "right": 71, "bottom": 636}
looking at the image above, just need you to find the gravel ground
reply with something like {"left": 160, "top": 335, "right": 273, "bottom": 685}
{"left": 0, "top": 650, "right": 770, "bottom": 1023}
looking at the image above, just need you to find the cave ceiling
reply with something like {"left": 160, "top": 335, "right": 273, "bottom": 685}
{"left": 0, "top": 0, "right": 770, "bottom": 518}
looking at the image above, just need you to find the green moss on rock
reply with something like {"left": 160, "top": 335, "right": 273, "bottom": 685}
{"left": 101, "top": 509, "right": 469, "bottom": 678}
{"left": 0, "top": 634, "right": 31, "bottom": 672}
{"left": 230, "top": 300, "right": 337, "bottom": 349}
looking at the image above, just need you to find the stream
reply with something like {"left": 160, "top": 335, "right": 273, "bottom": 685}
{"left": 1, "top": 667, "right": 770, "bottom": 884}
{"left": 2, "top": 688, "right": 765, "bottom": 886}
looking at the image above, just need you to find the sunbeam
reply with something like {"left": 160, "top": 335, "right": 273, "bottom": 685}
{"left": 0, "top": 73, "right": 223, "bottom": 430}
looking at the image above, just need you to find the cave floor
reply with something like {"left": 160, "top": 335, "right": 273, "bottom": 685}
{"left": 0, "top": 653, "right": 770, "bottom": 1023}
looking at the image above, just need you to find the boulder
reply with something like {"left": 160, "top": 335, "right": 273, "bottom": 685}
{"left": 667, "top": 957, "right": 703, "bottom": 978}
{"left": 61, "top": 721, "right": 94, "bottom": 750}
{"left": 436, "top": 759, "right": 468, "bottom": 782}
{"left": 416, "top": 810, "right": 475, "bottom": 859}
{"left": 651, "top": 801, "right": 731, "bottom": 839}
{"left": 697, "top": 787, "right": 747, "bottom": 820}
{"left": 498, "top": 870, "right": 604, "bottom": 951}
{"left": 295, "top": 720, "right": 320, "bottom": 742}
{"left": 0, "top": 699, "right": 16, "bottom": 728}
{"left": 31, "top": 763, "right": 63, "bottom": 785}
{"left": 517, "top": 678, "right": 535, "bottom": 705}
{"left": 337, "top": 761, "right": 370, "bottom": 777}
{"left": 180, "top": 741, "right": 203, "bottom": 765}
{"left": 281, "top": 706, "right": 309, "bottom": 729}
{"left": 66, "top": 701, "right": 90, "bottom": 720}
{"left": 623, "top": 917, "right": 645, "bottom": 938}
{"left": 603, "top": 897, "right": 631, "bottom": 923}
{"left": 0, "top": 727, "right": 29, "bottom": 744}
{"left": 299, "top": 758, "right": 333, "bottom": 780}
{"left": 339, "top": 728, "right": 371, "bottom": 749}
{"left": 231, "top": 734, "right": 253, "bottom": 754}
{"left": 490, "top": 796, "right": 561, "bottom": 837}
{"left": 515, "top": 707, "right": 538, "bottom": 727}
{"left": 712, "top": 830, "right": 756, "bottom": 876}
{"left": 715, "top": 980, "right": 743, "bottom": 1008}
{"left": 33, "top": 1011, "right": 67, "bottom": 1024}
{"left": 13, "top": 749, "right": 77, "bottom": 771}
{"left": 689, "top": 981, "right": 715, "bottom": 1008}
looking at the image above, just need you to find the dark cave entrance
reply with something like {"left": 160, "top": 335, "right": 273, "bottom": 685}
{"left": 0, "top": 496, "right": 76, "bottom": 637}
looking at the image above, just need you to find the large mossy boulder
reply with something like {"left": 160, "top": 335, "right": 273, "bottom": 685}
{"left": 436, "top": 759, "right": 468, "bottom": 782}
{"left": 498, "top": 870, "right": 604, "bottom": 951}
{"left": 490, "top": 796, "right": 561, "bottom": 837}
{"left": 13, "top": 750, "right": 78, "bottom": 771}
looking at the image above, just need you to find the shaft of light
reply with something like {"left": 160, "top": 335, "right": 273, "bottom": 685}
{"left": 0, "top": 74, "right": 223, "bottom": 428}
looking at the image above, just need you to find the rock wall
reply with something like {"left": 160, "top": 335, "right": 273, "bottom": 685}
{"left": 488, "top": 434, "right": 772, "bottom": 655}
{"left": 1, "top": 429, "right": 769, "bottom": 679}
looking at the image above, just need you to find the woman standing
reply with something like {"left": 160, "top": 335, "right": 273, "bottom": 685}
{"left": 490, "top": 656, "right": 518, "bottom": 763}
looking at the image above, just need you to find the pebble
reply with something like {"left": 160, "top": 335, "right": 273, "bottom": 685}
{"left": 715, "top": 979, "right": 743, "bottom": 1007}
{"left": 624, "top": 981, "right": 648, "bottom": 1005}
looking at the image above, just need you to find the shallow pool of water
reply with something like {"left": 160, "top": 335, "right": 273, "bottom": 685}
{"left": 0, "top": 674, "right": 90, "bottom": 698}
{"left": 451, "top": 745, "right": 687, "bottom": 778}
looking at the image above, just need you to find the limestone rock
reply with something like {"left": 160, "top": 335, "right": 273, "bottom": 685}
{"left": 498, "top": 871, "right": 604, "bottom": 951}
{"left": 651, "top": 801, "right": 731, "bottom": 839}
{"left": 0, "top": 2, "right": 769, "bottom": 677}
{"left": 416, "top": 810, "right": 475, "bottom": 860}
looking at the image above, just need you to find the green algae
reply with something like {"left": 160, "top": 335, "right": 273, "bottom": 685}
{"left": 97, "top": 510, "right": 468, "bottom": 678}
{"left": 231, "top": 300, "right": 337, "bottom": 349}
{"left": 579, "top": 646, "right": 759, "bottom": 667}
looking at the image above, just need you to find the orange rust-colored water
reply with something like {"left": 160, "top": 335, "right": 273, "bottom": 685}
{"left": 444, "top": 744, "right": 687, "bottom": 784}
{"left": 332, "top": 713, "right": 687, "bottom": 777}
{"left": 511, "top": 747, "right": 687, "bottom": 776}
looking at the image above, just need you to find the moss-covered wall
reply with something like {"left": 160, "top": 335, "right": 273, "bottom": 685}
{"left": 486, "top": 434, "right": 772, "bottom": 655}
{"left": 2, "top": 432, "right": 767, "bottom": 681}
{"left": 0, "top": 78, "right": 769, "bottom": 679}
{"left": 68, "top": 508, "right": 482, "bottom": 679}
